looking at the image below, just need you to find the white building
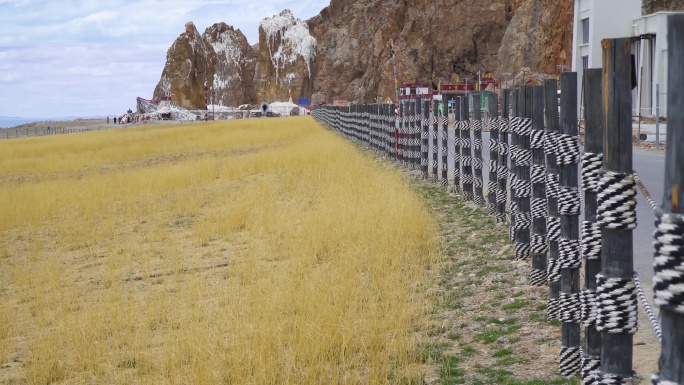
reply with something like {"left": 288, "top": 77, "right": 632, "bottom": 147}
{"left": 571, "top": 0, "right": 641, "bottom": 117}
{"left": 630, "top": 11, "right": 682, "bottom": 118}
{"left": 571, "top": 0, "right": 683, "bottom": 119}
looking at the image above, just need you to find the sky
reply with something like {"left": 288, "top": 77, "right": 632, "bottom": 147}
{"left": 0, "top": 0, "right": 329, "bottom": 118}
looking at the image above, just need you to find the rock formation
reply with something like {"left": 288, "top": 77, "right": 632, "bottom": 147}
{"left": 255, "top": 10, "right": 316, "bottom": 103}
{"left": 204, "top": 22, "right": 257, "bottom": 107}
{"left": 151, "top": 0, "right": 684, "bottom": 110}
{"left": 153, "top": 22, "right": 256, "bottom": 109}
{"left": 308, "top": 0, "right": 510, "bottom": 105}
{"left": 153, "top": 22, "right": 214, "bottom": 109}
{"left": 642, "top": 0, "right": 684, "bottom": 13}
{"left": 498, "top": 0, "right": 574, "bottom": 77}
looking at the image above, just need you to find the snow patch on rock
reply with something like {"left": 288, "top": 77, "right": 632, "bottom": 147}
{"left": 259, "top": 9, "right": 316, "bottom": 80}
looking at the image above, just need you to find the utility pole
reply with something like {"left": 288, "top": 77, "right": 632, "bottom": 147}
{"left": 389, "top": 39, "right": 400, "bottom": 106}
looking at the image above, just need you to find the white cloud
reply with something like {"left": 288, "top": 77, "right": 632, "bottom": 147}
{"left": 0, "top": 0, "right": 330, "bottom": 117}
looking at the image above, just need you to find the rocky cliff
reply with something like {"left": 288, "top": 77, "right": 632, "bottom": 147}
{"left": 255, "top": 10, "right": 317, "bottom": 103}
{"left": 643, "top": 0, "right": 684, "bottom": 13}
{"left": 153, "top": 22, "right": 256, "bottom": 109}
{"left": 152, "top": 0, "right": 684, "bottom": 109}
{"left": 498, "top": 0, "right": 574, "bottom": 78}
{"left": 307, "top": 0, "right": 510, "bottom": 104}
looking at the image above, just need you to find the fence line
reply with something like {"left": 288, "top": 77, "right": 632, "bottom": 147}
{"left": 312, "top": 27, "right": 683, "bottom": 381}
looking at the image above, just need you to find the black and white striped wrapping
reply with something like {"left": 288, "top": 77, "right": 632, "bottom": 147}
{"left": 530, "top": 129, "right": 545, "bottom": 149}
{"left": 633, "top": 272, "right": 662, "bottom": 341}
{"left": 547, "top": 258, "right": 561, "bottom": 282}
{"left": 548, "top": 296, "right": 560, "bottom": 320}
{"left": 547, "top": 216, "right": 561, "bottom": 241}
{"left": 487, "top": 181, "right": 498, "bottom": 196}
{"left": 513, "top": 179, "right": 531, "bottom": 198}
{"left": 473, "top": 176, "right": 484, "bottom": 189}
{"left": 559, "top": 291, "right": 582, "bottom": 323}
{"left": 544, "top": 131, "right": 558, "bottom": 156}
{"left": 473, "top": 138, "right": 483, "bottom": 150}
{"left": 510, "top": 144, "right": 520, "bottom": 162}
{"left": 531, "top": 232, "right": 548, "bottom": 254}
{"left": 581, "top": 152, "right": 603, "bottom": 193}
{"left": 531, "top": 198, "right": 548, "bottom": 219}
{"left": 496, "top": 188, "right": 507, "bottom": 204}
{"left": 558, "top": 238, "right": 581, "bottom": 269}
{"left": 595, "top": 274, "right": 638, "bottom": 334}
{"left": 499, "top": 118, "right": 509, "bottom": 133}
{"left": 653, "top": 213, "right": 684, "bottom": 314}
{"left": 597, "top": 171, "right": 637, "bottom": 230}
{"left": 473, "top": 157, "right": 484, "bottom": 170}
{"left": 580, "top": 288, "right": 598, "bottom": 327}
{"left": 556, "top": 133, "right": 580, "bottom": 165}
{"left": 559, "top": 345, "right": 581, "bottom": 377}
{"left": 497, "top": 165, "right": 508, "bottom": 181}
{"left": 515, "top": 149, "right": 532, "bottom": 166}
{"left": 531, "top": 164, "right": 546, "bottom": 184}
{"left": 514, "top": 212, "right": 532, "bottom": 230}
{"left": 558, "top": 186, "right": 581, "bottom": 215}
{"left": 581, "top": 353, "right": 601, "bottom": 385}
{"left": 530, "top": 268, "right": 547, "bottom": 286}
{"left": 546, "top": 173, "right": 560, "bottom": 198}
{"left": 489, "top": 137, "right": 498, "bottom": 153}
{"left": 470, "top": 119, "right": 483, "bottom": 131}
{"left": 581, "top": 220, "right": 602, "bottom": 260}
{"left": 515, "top": 118, "right": 532, "bottom": 136}
{"left": 515, "top": 241, "right": 531, "bottom": 260}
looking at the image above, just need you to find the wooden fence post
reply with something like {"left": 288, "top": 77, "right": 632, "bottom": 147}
{"left": 653, "top": 14, "right": 684, "bottom": 384}
{"left": 509, "top": 88, "right": 520, "bottom": 239}
{"left": 460, "top": 96, "right": 473, "bottom": 201}
{"left": 598, "top": 37, "right": 636, "bottom": 382}
{"left": 421, "top": 99, "right": 429, "bottom": 179}
{"left": 558, "top": 71, "right": 581, "bottom": 377}
{"left": 440, "top": 97, "right": 449, "bottom": 187}
{"left": 399, "top": 100, "right": 406, "bottom": 167}
{"left": 580, "top": 67, "right": 605, "bottom": 383}
{"left": 487, "top": 92, "right": 500, "bottom": 217}
{"left": 530, "top": 85, "right": 547, "bottom": 286}
{"left": 453, "top": 96, "right": 462, "bottom": 193}
{"left": 513, "top": 86, "right": 532, "bottom": 262}
{"left": 412, "top": 98, "right": 419, "bottom": 171}
{"left": 497, "top": 89, "right": 510, "bottom": 224}
{"left": 472, "top": 93, "right": 485, "bottom": 206}
{"left": 544, "top": 79, "right": 562, "bottom": 321}
{"left": 432, "top": 99, "right": 439, "bottom": 182}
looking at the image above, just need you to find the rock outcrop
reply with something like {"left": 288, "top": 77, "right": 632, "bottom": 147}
{"left": 643, "top": 0, "right": 684, "bottom": 13}
{"left": 255, "top": 10, "right": 316, "bottom": 103}
{"left": 153, "top": 22, "right": 214, "bottom": 109}
{"left": 153, "top": 22, "right": 256, "bottom": 109}
{"left": 308, "top": 0, "right": 510, "bottom": 105}
{"left": 498, "top": 0, "right": 574, "bottom": 76}
{"left": 204, "top": 22, "right": 257, "bottom": 107}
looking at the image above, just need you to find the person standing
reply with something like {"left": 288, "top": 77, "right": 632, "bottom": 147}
{"left": 107, "top": 116, "right": 110, "bottom": 124}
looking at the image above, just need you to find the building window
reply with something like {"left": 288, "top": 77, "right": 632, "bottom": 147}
{"left": 582, "top": 55, "right": 589, "bottom": 69}
{"left": 582, "top": 18, "right": 590, "bottom": 44}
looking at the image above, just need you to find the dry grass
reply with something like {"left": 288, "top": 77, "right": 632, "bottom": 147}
{"left": 0, "top": 117, "right": 439, "bottom": 384}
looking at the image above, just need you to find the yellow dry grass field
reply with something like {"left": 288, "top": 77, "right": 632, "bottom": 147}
{"left": 0, "top": 117, "right": 439, "bottom": 384}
